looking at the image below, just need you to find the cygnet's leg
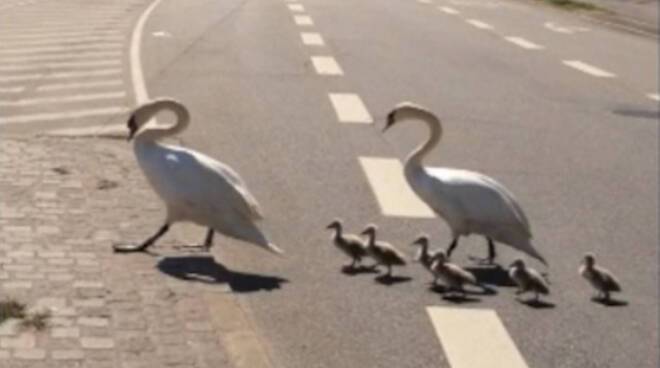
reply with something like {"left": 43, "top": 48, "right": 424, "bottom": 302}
{"left": 203, "top": 228, "right": 214, "bottom": 250}
{"left": 446, "top": 237, "right": 459, "bottom": 259}
{"left": 114, "top": 224, "right": 170, "bottom": 252}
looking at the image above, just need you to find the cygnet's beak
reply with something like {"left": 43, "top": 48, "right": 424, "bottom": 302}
{"left": 382, "top": 111, "right": 395, "bottom": 133}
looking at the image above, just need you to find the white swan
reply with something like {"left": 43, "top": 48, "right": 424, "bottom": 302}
{"left": 383, "top": 102, "right": 546, "bottom": 265}
{"left": 113, "top": 97, "right": 282, "bottom": 255}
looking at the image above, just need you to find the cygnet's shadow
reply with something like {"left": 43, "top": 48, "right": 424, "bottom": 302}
{"left": 591, "top": 297, "right": 628, "bottom": 307}
{"left": 612, "top": 108, "right": 659, "bottom": 120}
{"left": 374, "top": 274, "right": 412, "bottom": 286}
{"left": 157, "top": 256, "right": 288, "bottom": 292}
{"left": 517, "top": 298, "right": 556, "bottom": 309}
{"left": 429, "top": 284, "right": 496, "bottom": 296}
{"left": 441, "top": 294, "right": 481, "bottom": 304}
{"left": 465, "top": 265, "right": 516, "bottom": 287}
{"left": 341, "top": 264, "right": 379, "bottom": 276}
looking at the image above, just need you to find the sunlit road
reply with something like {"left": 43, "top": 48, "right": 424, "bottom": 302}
{"left": 2, "top": 0, "right": 657, "bottom": 367}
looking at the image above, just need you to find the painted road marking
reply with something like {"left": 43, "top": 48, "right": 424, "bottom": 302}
{"left": 0, "top": 69, "right": 121, "bottom": 82}
{"left": 0, "top": 43, "right": 123, "bottom": 55}
{"left": 311, "top": 56, "right": 343, "bottom": 75}
{"left": 131, "top": 0, "right": 164, "bottom": 104}
{"left": 359, "top": 157, "right": 435, "bottom": 218}
{"left": 288, "top": 3, "right": 305, "bottom": 11}
{"left": 37, "top": 80, "right": 123, "bottom": 92}
{"left": 439, "top": 6, "right": 460, "bottom": 14}
{"left": 544, "top": 22, "right": 590, "bottom": 34}
{"left": 0, "top": 107, "right": 127, "bottom": 125}
{"left": 0, "top": 51, "right": 122, "bottom": 63}
{"left": 466, "top": 19, "right": 494, "bottom": 30}
{"left": 0, "top": 92, "right": 125, "bottom": 107}
{"left": 0, "top": 86, "right": 26, "bottom": 93}
{"left": 418, "top": 0, "right": 432, "bottom": 4}
{"left": 301, "top": 32, "right": 325, "bottom": 46}
{"left": 504, "top": 36, "right": 544, "bottom": 50}
{"left": 294, "top": 15, "right": 314, "bottom": 26}
{"left": 0, "top": 59, "right": 121, "bottom": 71}
{"left": 427, "top": 307, "right": 529, "bottom": 368}
{"left": 0, "top": 30, "right": 121, "bottom": 40}
{"left": 647, "top": 93, "right": 659, "bottom": 101}
{"left": 328, "top": 93, "right": 372, "bottom": 123}
{"left": 0, "top": 35, "right": 124, "bottom": 47}
{"left": 562, "top": 60, "right": 615, "bottom": 78}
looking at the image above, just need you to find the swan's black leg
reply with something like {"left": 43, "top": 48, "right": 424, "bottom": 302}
{"left": 486, "top": 237, "right": 496, "bottom": 264}
{"left": 446, "top": 237, "right": 459, "bottom": 258}
{"left": 114, "top": 224, "right": 170, "bottom": 253}
{"left": 204, "top": 228, "right": 214, "bottom": 250}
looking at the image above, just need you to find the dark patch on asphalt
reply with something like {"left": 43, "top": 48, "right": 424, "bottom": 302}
{"left": 591, "top": 297, "right": 628, "bottom": 307}
{"left": 613, "top": 108, "right": 659, "bottom": 120}
{"left": 52, "top": 167, "right": 70, "bottom": 175}
{"left": 96, "top": 178, "right": 119, "bottom": 190}
{"left": 465, "top": 265, "right": 517, "bottom": 287}
{"left": 517, "top": 298, "right": 556, "bottom": 309}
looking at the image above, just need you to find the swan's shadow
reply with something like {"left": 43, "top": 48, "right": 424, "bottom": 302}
{"left": 157, "top": 256, "right": 288, "bottom": 293}
{"left": 341, "top": 264, "right": 380, "bottom": 275}
{"left": 441, "top": 294, "right": 481, "bottom": 304}
{"left": 429, "top": 284, "right": 496, "bottom": 296}
{"left": 465, "top": 265, "right": 516, "bottom": 287}
{"left": 591, "top": 297, "right": 628, "bottom": 307}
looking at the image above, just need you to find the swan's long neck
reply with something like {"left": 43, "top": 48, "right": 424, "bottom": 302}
{"left": 364, "top": 232, "right": 376, "bottom": 247}
{"left": 135, "top": 99, "right": 190, "bottom": 141}
{"left": 404, "top": 109, "right": 442, "bottom": 169}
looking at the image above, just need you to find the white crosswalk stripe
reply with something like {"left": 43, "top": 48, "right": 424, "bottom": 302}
{"left": 0, "top": 0, "right": 145, "bottom": 129}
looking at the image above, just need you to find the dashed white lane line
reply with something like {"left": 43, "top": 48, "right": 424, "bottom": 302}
{"left": 0, "top": 69, "right": 121, "bottom": 82}
{"left": 0, "top": 86, "right": 26, "bottom": 94}
{"left": 310, "top": 56, "right": 344, "bottom": 75}
{"left": 418, "top": 0, "right": 432, "bottom": 4}
{"left": 287, "top": 3, "right": 304, "bottom": 11}
{"left": 0, "top": 51, "right": 122, "bottom": 63}
{"left": 504, "top": 36, "right": 544, "bottom": 50}
{"left": 0, "top": 43, "right": 123, "bottom": 55}
{"left": 647, "top": 93, "right": 659, "bottom": 101}
{"left": 294, "top": 15, "right": 314, "bottom": 26}
{"left": 300, "top": 32, "right": 325, "bottom": 46}
{"left": 427, "top": 307, "right": 529, "bottom": 368}
{"left": 0, "top": 59, "right": 121, "bottom": 71}
{"left": 438, "top": 6, "right": 460, "bottom": 14}
{"left": 562, "top": 60, "right": 616, "bottom": 78}
{"left": 358, "top": 157, "right": 435, "bottom": 218}
{"left": 0, "top": 91, "right": 126, "bottom": 107}
{"left": 0, "top": 30, "right": 121, "bottom": 40}
{"left": 466, "top": 19, "right": 494, "bottom": 30}
{"left": 37, "top": 80, "right": 123, "bottom": 92}
{"left": 328, "top": 93, "right": 373, "bottom": 123}
{"left": 0, "top": 107, "right": 127, "bottom": 125}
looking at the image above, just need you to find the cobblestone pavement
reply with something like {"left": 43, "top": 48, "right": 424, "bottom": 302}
{"left": 0, "top": 135, "right": 240, "bottom": 368}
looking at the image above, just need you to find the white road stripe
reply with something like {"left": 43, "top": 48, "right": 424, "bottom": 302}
{"left": 0, "top": 91, "right": 125, "bottom": 107}
{"left": 300, "top": 32, "right": 324, "bottom": 46}
{"left": 294, "top": 15, "right": 314, "bottom": 26}
{"left": 562, "top": 60, "right": 616, "bottom": 77}
{"left": 0, "top": 30, "right": 121, "bottom": 40}
{"left": 466, "top": 19, "right": 494, "bottom": 30}
{"left": 328, "top": 93, "right": 372, "bottom": 123}
{"left": 0, "top": 43, "right": 123, "bottom": 55}
{"left": 288, "top": 3, "right": 304, "bottom": 11}
{"left": 0, "top": 69, "right": 121, "bottom": 82}
{"left": 0, "top": 24, "right": 125, "bottom": 33}
{"left": 427, "top": 307, "right": 529, "bottom": 368}
{"left": 310, "top": 56, "right": 343, "bottom": 75}
{"left": 0, "top": 51, "right": 122, "bottom": 63}
{"left": 647, "top": 93, "right": 659, "bottom": 101}
{"left": 0, "top": 59, "right": 121, "bottom": 71}
{"left": 0, "top": 107, "right": 127, "bottom": 125}
{"left": 0, "top": 35, "right": 124, "bottom": 47}
{"left": 37, "top": 80, "right": 123, "bottom": 92}
{"left": 418, "top": 0, "right": 432, "bottom": 4}
{"left": 0, "top": 86, "right": 26, "bottom": 93}
{"left": 131, "top": 0, "right": 164, "bottom": 104}
{"left": 504, "top": 36, "right": 544, "bottom": 50}
{"left": 358, "top": 157, "right": 435, "bottom": 218}
{"left": 438, "top": 6, "right": 460, "bottom": 14}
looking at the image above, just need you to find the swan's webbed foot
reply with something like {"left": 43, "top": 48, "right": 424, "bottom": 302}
{"left": 114, "top": 224, "right": 169, "bottom": 254}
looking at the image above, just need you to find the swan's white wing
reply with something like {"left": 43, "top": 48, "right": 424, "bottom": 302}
{"left": 425, "top": 168, "right": 531, "bottom": 236}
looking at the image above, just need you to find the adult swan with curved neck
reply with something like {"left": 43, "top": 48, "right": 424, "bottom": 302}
{"left": 113, "top": 97, "right": 282, "bottom": 255}
{"left": 383, "top": 102, "right": 546, "bottom": 265}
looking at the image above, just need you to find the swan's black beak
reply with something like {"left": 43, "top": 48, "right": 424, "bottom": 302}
{"left": 127, "top": 115, "right": 138, "bottom": 141}
{"left": 383, "top": 111, "right": 395, "bottom": 133}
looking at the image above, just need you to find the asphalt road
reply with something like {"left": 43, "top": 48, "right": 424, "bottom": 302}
{"left": 3, "top": 0, "right": 658, "bottom": 366}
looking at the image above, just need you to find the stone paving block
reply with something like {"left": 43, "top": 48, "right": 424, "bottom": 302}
{"left": 2, "top": 281, "right": 33, "bottom": 289}
{"left": 51, "top": 327, "right": 80, "bottom": 339}
{"left": 0, "top": 350, "right": 9, "bottom": 359}
{"left": 52, "top": 349, "right": 85, "bottom": 360}
{"left": 78, "top": 317, "right": 110, "bottom": 327}
{"left": 13, "top": 349, "right": 46, "bottom": 360}
{"left": 81, "top": 337, "right": 115, "bottom": 349}
{"left": 0, "top": 319, "right": 22, "bottom": 337}
{"left": 0, "top": 333, "right": 36, "bottom": 349}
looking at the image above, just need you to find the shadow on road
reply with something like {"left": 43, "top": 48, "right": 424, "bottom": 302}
{"left": 441, "top": 294, "right": 481, "bottom": 304}
{"left": 517, "top": 298, "right": 556, "bottom": 309}
{"left": 465, "top": 265, "right": 516, "bottom": 287}
{"left": 341, "top": 264, "right": 380, "bottom": 276}
{"left": 374, "top": 274, "right": 412, "bottom": 285}
{"left": 591, "top": 297, "right": 628, "bottom": 307}
{"left": 613, "top": 108, "right": 659, "bottom": 120}
{"left": 157, "top": 256, "right": 288, "bottom": 292}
